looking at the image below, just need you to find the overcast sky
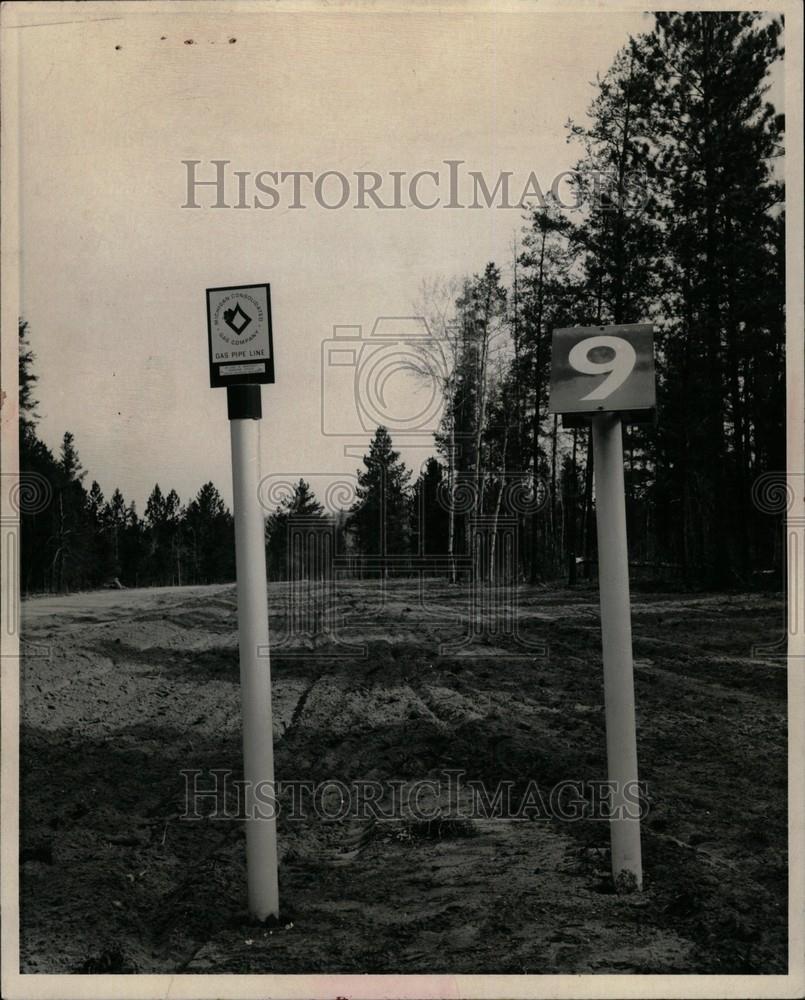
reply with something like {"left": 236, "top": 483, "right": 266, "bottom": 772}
{"left": 17, "top": 4, "right": 661, "bottom": 511}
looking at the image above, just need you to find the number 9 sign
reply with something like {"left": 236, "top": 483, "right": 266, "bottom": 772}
{"left": 549, "top": 324, "right": 655, "bottom": 423}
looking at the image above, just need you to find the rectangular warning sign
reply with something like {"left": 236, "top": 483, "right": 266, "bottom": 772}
{"left": 206, "top": 283, "right": 275, "bottom": 388}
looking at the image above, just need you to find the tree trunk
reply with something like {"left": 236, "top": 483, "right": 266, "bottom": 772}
{"left": 581, "top": 427, "right": 594, "bottom": 578}
{"left": 567, "top": 428, "right": 578, "bottom": 586}
{"left": 550, "top": 413, "right": 558, "bottom": 571}
{"left": 488, "top": 425, "right": 509, "bottom": 585}
{"left": 529, "top": 228, "right": 547, "bottom": 584}
{"left": 447, "top": 418, "right": 456, "bottom": 583}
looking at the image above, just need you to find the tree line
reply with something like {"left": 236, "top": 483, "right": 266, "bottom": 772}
{"left": 415, "top": 11, "right": 785, "bottom": 587}
{"left": 18, "top": 11, "right": 785, "bottom": 592}
{"left": 19, "top": 321, "right": 235, "bottom": 593}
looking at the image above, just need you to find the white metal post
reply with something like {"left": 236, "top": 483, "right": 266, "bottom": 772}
{"left": 230, "top": 415, "right": 279, "bottom": 919}
{"left": 591, "top": 412, "right": 643, "bottom": 890}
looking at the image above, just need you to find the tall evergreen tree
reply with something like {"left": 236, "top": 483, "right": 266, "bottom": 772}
{"left": 350, "top": 426, "right": 412, "bottom": 564}
{"left": 104, "top": 488, "right": 128, "bottom": 580}
{"left": 144, "top": 484, "right": 174, "bottom": 585}
{"left": 51, "top": 432, "right": 91, "bottom": 590}
{"left": 18, "top": 320, "right": 60, "bottom": 592}
{"left": 517, "top": 203, "right": 578, "bottom": 580}
{"left": 86, "top": 480, "right": 115, "bottom": 585}
{"left": 19, "top": 320, "right": 39, "bottom": 442}
{"left": 266, "top": 478, "right": 326, "bottom": 580}
{"left": 411, "top": 458, "right": 449, "bottom": 558}
{"left": 163, "top": 489, "right": 186, "bottom": 586}
{"left": 567, "top": 38, "right": 664, "bottom": 572}
{"left": 145, "top": 484, "right": 166, "bottom": 527}
{"left": 184, "top": 482, "right": 235, "bottom": 584}
{"left": 637, "top": 11, "right": 785, "bottom": 583}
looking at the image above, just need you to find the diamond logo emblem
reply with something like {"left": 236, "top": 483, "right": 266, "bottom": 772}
{"left": 223, "top": 303, "right": 252, "bottom": 335}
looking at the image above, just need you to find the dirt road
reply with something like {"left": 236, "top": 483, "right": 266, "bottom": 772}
{"left": 19, "top": 581, "right": 787, "bottom": 973}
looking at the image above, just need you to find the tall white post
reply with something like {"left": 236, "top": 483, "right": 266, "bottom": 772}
{"left": 591, "top": 413, "right": 643, "bottom": 890}
{"left": 230, "top": 414, "right": 279, "bottom": 919}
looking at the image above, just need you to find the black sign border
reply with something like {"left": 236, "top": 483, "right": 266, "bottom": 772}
{"left": 206, "top": 282, "right": 275, "bottom": 388}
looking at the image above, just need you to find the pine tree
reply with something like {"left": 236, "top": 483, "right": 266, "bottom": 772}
{"left": 517, "top": 202, "right": 578, "bottom": 580}
{"left": 350, "top": 426, "right": 412, "bottom": 566}
{"left": 104, "top": 488, "right": 128, "bottom": 579}
{"left": 145, "top": 484, "right": 172, "bottom": 584}
{"left": 266, "top": 479, "right": 325, "bottom": 580}
{"left": 19, "top": 320, "right": 39, "bottom": 442}
{"left": 164, "top": 489, "right": 185, "bottom": 586}
{"left": 184, "top": 482, "right": 235, "bottom": 583}
{"left": 411, "top": 458, "right": 449, "bottom": 557}
{"left": 18, "top": 320, "right": 61, "bottom": 591}
{"left": 637, "top": 11, "right": 784, "bottom": 583}
{"left": 86, "top": 481, "right": 114, "bottom": 585}
{"left": 122, "top": 501, "right": 144, "bottom": 587}
{"left": 51, "top": 432, "right": 91, "bottom": 590}
{"left": 59, "top": 432, "right": 86, "bottom": 484}
{"left": 567, "top": 37, "right": 664, "bottom": 572}
{"left": 87, "top": 481, "right": 105, "bottom": 522}
{"left": 567, "top": 41, "right": 662, "bottom": 327}
{"left": 145, "top": 484, "right": 166, "bottom": 527}
{"left": 453, "top": 264, "right": 507, "bottom": 517}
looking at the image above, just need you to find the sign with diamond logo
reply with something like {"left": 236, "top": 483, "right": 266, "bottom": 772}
{"left": 206, "top": 283, "right": 275, "bottom": 387}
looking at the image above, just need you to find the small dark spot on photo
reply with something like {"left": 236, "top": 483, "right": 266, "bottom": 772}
{"left": 184, "top": 39, "right": 194, "bottom": 46}
{"left": 160, "top": 36, "right": 166, "bottom": 41}
{"left": 115, "top": 45, "right": 121, "bottom": 51}
{"left": 229, "top": 38, "right": 237, "bottom": 44}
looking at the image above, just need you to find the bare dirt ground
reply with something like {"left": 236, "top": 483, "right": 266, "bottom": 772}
{"left": 19, "top": 580, "right": 787, "bottom": 974}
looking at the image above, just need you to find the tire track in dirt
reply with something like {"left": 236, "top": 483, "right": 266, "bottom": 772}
{"left": 19, "top": 583, "right": 787, "bottom": 973}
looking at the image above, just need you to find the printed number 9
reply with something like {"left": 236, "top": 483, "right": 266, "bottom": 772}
{"left": 568, "top": 335, "right": 636, "bottom": 401}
